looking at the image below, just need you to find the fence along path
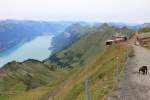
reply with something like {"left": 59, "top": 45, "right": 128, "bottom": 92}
{"left": 109, "top": 45, "right": 150, "bottom": 100}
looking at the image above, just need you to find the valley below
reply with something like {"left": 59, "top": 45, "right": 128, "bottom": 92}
{"left": 0, "top": 35, "right": 53, "bottom": 67}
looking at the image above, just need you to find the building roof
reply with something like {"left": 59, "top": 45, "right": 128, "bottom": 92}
{"left": 139, "top": 32, "right": 150, "bottom": 39}
{"left": 112, "top": 35, "right": 126, "bottom": 38}
{"left": 106, "top": 40, "right": 114, "bottom": 42}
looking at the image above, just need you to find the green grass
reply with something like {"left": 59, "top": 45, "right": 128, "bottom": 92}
{"left": 0, "top": 60, "right": 69, "bottom": 99}
{"left": 51, "top": 43, "right": 127, "bottom": 100}
{"left": 0, "top": 25, "right": 131, "bottom": 100}
{"left": 128, "top": 46, "right": 135, "bottom": 57}
{"left": 139, "top": 28, "right": 150, "bottom": 33}
{"left": 143, "top": 42, "right": 150, "bottom": 49}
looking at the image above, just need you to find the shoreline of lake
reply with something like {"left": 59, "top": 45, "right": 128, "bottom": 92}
{"left": 0, "top": 35, "right": 53, "bottom": 67}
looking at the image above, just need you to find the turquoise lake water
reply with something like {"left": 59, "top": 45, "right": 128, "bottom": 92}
{"left": 0, "top": 35, "right": 52, "bottom": 67}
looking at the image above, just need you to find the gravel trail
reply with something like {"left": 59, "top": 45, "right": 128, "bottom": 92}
{"left": 110, "top": 45, "right": 150, "bottom": 100}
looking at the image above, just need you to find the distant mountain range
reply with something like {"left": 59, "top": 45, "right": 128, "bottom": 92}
{"left": 0, "top": 20, "right": 72, "bottom": 52}
{"left": 0, "top": 19, "right": 149, "bottom": 54}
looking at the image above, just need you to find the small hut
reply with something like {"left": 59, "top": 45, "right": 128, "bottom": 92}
{"left": 105, "top": 35, "right": 127, "bottom": 46}
{"left": 112, "top": 35, "right": 127, "bottom": 42}
{"left": 105, "top": 40, "right": 113, "bottom": 45}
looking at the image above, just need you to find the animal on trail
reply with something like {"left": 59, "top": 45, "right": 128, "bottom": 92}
{"left": 139, "top": 66, "right": 148, "bottom": 75}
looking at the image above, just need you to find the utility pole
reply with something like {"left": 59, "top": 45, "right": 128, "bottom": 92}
{"left": 85, "top": 79, "right": 90, "bottom": 100}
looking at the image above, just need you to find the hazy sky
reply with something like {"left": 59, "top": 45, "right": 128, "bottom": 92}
{"left": 0, "top": 0, "right": 149, "bottom": 23}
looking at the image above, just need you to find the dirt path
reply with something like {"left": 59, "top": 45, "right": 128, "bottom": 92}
{"left": 110, "top": 45, "right": 150, "bottom": 100}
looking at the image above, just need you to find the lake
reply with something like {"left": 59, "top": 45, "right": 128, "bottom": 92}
{"left": 0, "top": 35, "right": 52, "bottom": 67}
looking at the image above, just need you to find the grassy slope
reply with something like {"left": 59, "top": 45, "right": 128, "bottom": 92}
{"left": 52, "top": 43, "right": 127, "bottom": 100}
{"left": 24, "top": 43, "right": 127, "bottom": 100}
{"left": 42, "top": 25, "right": 129, "bottom": 99}
{"left": 0, "top": 25, "right": 131, "bottom": 100}
{"left": 39, "top": 26, "right": 121, "bottom": 100}
{"left": 139, "top": 28, "right": 150, "bottom": 33}
{"left": 0, "top": 60, "right": 69, "bottom": 100}
{"left": 143, "top": 42, "right": 150, "bottom": 49}
{"left": 138, "top": 28, "right": 150, "bottom": 49}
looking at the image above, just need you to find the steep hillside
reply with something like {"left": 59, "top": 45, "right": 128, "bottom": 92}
{"left": 0, "top": 24, "right": 132, "bottom": 99}
{"left": 43, "top": 25, "right": 130, "bottom": 100}
{"left": 51, "top": 23, "right": 135, "bottom": 54}
{"left": 138, "top": 27, "right": 150, "bottom": 49}
{"left": 49, "top": 24, "right": 132, "bottom": 67}
{"left": 51, "top": 23, "right": 93, "bottom": 54}
{"left": 47, "top": 43, "right": 127, "bottom": 100}
{"left": 0, "top": 59, "right": 70, "bottom": 100}
{"left": 139, "top": 27, "right": 150, "bottom": 33}
{"left": 143, "top": 42, "right": 150, "bottom": 49}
